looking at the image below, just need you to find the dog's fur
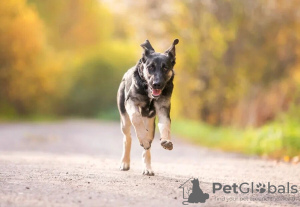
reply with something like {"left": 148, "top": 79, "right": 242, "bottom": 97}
{"left": 117, "top": 39, "right": 179, "bottom": 176}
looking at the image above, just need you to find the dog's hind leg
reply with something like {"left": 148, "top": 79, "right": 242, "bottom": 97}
{"left": 118, "top": 80, "right": 131, "bottom": 171}
{"left": 120, "top": 113, "right": 132, "bottom": 171}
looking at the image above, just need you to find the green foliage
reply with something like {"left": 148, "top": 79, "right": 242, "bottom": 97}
{"left": 63, "top": 59, "right": 116, "bottom": 116}
{"left": 97, "top": 109, "right": 120, "bottom": 121}
{"left": 172, "top": 112, "right": 300, "bottom": 159}
{"left": 61, "top": 48, "right": 135, "bottom": 116}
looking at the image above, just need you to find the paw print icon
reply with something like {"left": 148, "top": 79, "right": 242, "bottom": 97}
{"left": 256, "top": 183, "right": 266, "bottom": 193}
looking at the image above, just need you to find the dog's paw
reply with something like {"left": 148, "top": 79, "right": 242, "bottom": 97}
{"left": 142, "top": 168, "right": 155, "bottom": 176}
{"left": 119, "top": 162, "right": 130, "bottom": 171}
{"left": 140, "top": 139, "right": 152, "bottom": 150}
{"left": 160, "top": 139, "right": 173, "bottom": 150}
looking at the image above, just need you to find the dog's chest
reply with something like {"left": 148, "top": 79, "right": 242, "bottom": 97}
{"left": 138, "top": 98, "right": 156, "bottom": 118}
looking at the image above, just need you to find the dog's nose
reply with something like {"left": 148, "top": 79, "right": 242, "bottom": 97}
{"left": 153, "top": 81, "right": 162, "bottom": 89}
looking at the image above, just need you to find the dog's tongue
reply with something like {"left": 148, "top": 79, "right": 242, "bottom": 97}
{"left": 152, "top": 89, "right": 162, "bottom": 96}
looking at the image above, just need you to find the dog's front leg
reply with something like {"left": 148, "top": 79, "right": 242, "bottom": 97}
{"left": 126, "top": 99, "right": 155, "bottom": 175}
{"left": 142, "top": 116, "right": 155, "bottom": 175}
{"left": 142, "top": 149, "right": 154, "bottom": 176}
{"left": 125, "top": 99, "right": 152, "bottom": 150}
{"left": 155, "top": 98, "right": 173, "bottom": 150}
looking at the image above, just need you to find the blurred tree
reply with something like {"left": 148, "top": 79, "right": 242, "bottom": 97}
{"left": 0, "top": 0, "right": 61, "bottom": 115}
{"left": 27, "top": 0, "right": 137, "bottom": 116}
{"left": 29, "top": 0, "right": 113, "bottom": 51}
{"left": 163, "top": 0, "right": 300, "bottom": 126}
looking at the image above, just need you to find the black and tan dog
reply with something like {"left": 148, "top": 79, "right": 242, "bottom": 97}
{"left": 117, "top": 39, "right": 179, "bottom": 176}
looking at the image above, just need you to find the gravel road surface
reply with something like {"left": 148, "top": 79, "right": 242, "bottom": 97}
{"left": 0, "top": 120, "right": 299, "bottom": 207}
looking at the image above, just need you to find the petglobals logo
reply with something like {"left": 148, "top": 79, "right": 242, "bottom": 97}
{"left": 179, "top": 178, "right": 210, "bottom": 205}
{"left": 212, "top": 182, "right": 298, "bottom": 194}
{"left": 179, "top": 179, "right": 300, "bottom": 205}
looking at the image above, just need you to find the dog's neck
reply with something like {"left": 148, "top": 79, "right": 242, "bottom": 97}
{"left": 137, "top": 59, "right": 148, "bottom": 91}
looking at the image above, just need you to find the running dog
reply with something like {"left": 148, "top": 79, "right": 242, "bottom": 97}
{"left": 117, "top": 39, "right": 179, "bottom": 176}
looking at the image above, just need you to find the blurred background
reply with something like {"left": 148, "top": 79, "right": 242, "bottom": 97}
{"left": 1, "top": 0, "right": 300, "bottom": 160}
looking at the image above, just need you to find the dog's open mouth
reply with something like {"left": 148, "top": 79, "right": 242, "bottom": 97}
{"left": 152, "top": 89, "right": 162, "bottom": 97}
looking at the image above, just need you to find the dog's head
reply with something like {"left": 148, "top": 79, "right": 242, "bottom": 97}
{"left": 140, "top": 39, "right": 179, "bottom": 98}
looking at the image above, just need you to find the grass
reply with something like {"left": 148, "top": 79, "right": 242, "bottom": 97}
{"left": 172, "top": 117, "right": 300, "bottom": 159}
{"left": 96, "top": 109, "right": 120, "bottom": 121}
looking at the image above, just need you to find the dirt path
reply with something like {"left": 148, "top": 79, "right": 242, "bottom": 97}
{"left": 0, "top": 120, "right": 300, "bottom": 207}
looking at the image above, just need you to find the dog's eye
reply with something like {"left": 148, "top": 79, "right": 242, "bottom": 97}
{"left": 163, "top": 67, "right": 169, "bottom": 71}
{"left": 148, "top": 66, "right": 154, "bottom": 71}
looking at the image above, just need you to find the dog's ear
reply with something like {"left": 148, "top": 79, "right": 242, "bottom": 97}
{"left": 164, "top": 39, "right": 179, "bottom": 63}
{"left": 140, "top": 40, "right": 155, "bottom": 63}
